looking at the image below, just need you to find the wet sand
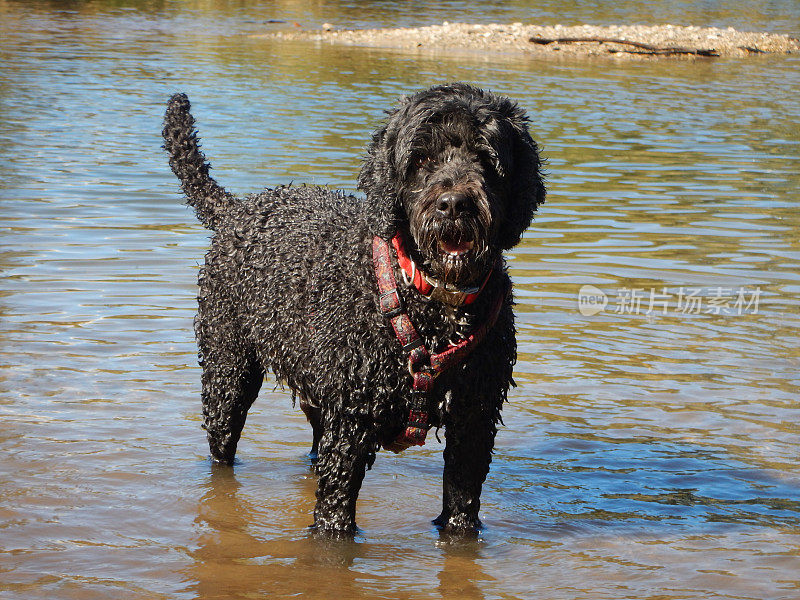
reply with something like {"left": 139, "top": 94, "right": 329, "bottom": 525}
{"left": 262, "top": 22, "right": 800, "bottom": 60}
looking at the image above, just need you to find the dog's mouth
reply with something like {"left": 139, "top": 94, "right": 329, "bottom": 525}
{"left": 428, "top": 231, "right": 484, "bottom": 285}
{"left": 439, "top": 238, "right": 474, "bottom": 260}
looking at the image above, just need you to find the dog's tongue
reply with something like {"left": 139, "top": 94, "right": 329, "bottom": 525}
{"left": 440, "top": 239, "right": 474, "bottom": 255}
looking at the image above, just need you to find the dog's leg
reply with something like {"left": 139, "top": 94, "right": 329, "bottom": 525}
{"left": 200, "top": 355, "right": 263, "bottom": 465}
{"left": 196, "top": 280, "right": 263, "bottom": 465}
{"left": 435, "top": 410, "right": 497, "bottom": 535}
{"left": 299, "top": 399, "right": 323, "bottom": 460}
{"left": 311, "top": 415, "right": 373, "bottom": 537}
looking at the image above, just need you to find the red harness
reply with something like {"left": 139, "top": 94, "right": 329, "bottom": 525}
{"left": 372, "top": 234, "right": 508, "bottom": 453}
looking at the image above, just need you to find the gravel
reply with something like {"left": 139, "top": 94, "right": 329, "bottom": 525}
{"left": 261, "top": 22, "right": 800, "bottom": 60}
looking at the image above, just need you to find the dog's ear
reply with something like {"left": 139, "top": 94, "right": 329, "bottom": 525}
{"left": 492, "top": 105, "right": 546, "bottom": 250}
{"left": 358, "top": 114, "right": 400, "bottom": 239}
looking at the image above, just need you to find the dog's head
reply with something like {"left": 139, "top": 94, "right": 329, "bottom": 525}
{"left": 359, "top": 83, "right": 545, "bottom": 287}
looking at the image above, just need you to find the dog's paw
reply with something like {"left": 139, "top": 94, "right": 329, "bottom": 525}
{"left": 309, "top": 521, "right": 359, "bottom": 540}
{"left": 433, "top": 513, "right": 482, "bottom": 537}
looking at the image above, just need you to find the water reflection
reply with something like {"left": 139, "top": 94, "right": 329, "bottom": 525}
{"left": 436, "top": 540, "right": 488, "bottom": 600}
{"left": 187, "top": 465, "right": 351, "bottom": 599}
{"left": 187, "top": 463, "right": 496, "bottom": 599}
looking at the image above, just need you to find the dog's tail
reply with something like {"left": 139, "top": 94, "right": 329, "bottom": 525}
{"left": 162, "top": 93, "right": 234, "bottom": 230}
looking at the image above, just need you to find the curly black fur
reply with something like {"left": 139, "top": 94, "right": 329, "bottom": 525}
{"left": 162, "top": 84, "right": 545, "bottom": 537}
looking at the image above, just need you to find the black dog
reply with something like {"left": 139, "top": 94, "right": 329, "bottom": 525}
{"left": 162, "top": 83, "right": 545, "bottom": 537}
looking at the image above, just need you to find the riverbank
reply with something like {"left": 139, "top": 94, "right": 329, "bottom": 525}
{"left": 259, "top": 22, "right": 800, "bottom": 60}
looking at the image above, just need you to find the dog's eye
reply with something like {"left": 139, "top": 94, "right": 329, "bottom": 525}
{"left": 414, "top": 155, "right": 434, "bottom": 169}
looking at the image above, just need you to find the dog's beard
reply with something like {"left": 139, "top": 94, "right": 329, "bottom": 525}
{"left": 407, "top": 186, "right": 495, "bottom": 287}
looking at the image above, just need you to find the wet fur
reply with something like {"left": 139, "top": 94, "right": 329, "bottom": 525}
{"left": 162, "top": 83, "right": 545, "bottom": 537}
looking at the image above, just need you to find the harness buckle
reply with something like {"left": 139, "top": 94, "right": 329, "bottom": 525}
{"left": 379, "top": 289, "right": 403, "bottom": 319}
{"left": 401, "top": 336, "right": 424, "bottom": 354}
{"left": 423, "top": 275, "right": 480, "bottom": 306}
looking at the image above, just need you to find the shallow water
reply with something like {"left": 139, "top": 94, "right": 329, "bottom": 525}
{"left": 1, "top": 2, "right": 799, "bottom": 599}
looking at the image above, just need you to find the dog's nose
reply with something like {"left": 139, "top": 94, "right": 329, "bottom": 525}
{"left": 436, "top": 192, "right": 471, "bottom": 218}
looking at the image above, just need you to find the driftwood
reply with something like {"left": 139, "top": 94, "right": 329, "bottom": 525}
{"left": 529, "top": 36, "right": 720, "bottom": 57}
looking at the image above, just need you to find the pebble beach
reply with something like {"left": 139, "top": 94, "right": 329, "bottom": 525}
{"left": 262, "top": 22, "right": 800, "bottom": 60}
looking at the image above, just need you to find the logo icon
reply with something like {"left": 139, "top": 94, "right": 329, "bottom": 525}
{"left": 578, "top": 285, "right": 607, "bottom": 316}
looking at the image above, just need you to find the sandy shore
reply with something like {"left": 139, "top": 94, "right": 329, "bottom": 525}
{"left": 259, "top": 22, "right": 800, "bottom": 60}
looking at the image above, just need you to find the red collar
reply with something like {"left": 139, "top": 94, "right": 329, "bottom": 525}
{"left": 390, "top": 233, "right": 492, "bottom": 306}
